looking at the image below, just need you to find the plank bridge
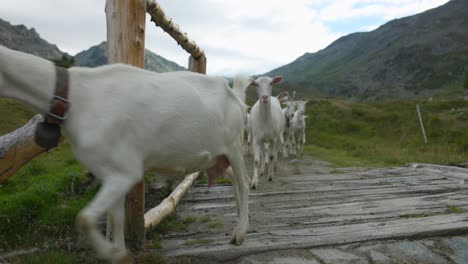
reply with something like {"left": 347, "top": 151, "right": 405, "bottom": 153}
{"left": 157, "top": 157, "right": 468, "bottom": 262}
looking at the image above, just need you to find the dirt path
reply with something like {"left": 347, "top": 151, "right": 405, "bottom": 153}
{"left": 155, "top": 155, "right": 468, "bottom": 263}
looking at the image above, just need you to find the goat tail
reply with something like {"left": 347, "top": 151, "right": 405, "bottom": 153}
{"left": 232, "top": 74, "right": 252, "bottom": 103}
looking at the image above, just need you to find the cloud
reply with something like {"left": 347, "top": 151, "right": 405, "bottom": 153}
{"left": 150, "top": 0, "right": 340, "bottom": 75}
{"left": 317, "top": 0, "right": 450, "bottom": 22}
{"left": 0, "top": 0, "right": 450, "bottom": 76}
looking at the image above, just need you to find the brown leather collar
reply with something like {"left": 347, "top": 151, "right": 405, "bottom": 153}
{"left": 46, "top": 66, "right": 70, "bottom": 124}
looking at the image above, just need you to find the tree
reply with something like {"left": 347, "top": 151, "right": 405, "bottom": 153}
{"left": 51, "top": 55, "right": 74, "bottom": 68}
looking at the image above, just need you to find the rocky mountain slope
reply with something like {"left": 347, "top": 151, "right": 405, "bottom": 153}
{"left": 0, "top": 18, "right": 67, "bottom": 60}
{"left": 0, "top": 19, "right": 185, "bottom": 73}
{"left": 266, "top": 0, "right": 468, "bottom": 99}
{"left": 74, "top": 42, "right": 186, "bottom": 72}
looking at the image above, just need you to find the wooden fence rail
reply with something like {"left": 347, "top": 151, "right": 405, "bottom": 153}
{"left": 146, "top": 0, "right": 207, "bottom": 73}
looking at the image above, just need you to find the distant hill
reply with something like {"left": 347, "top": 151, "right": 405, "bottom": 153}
{"left": 0, "top": 19, "right": 185, "bottom": 73}
{"left": 265, "top": 0, "right": 468, "bottom": 99}
{"left": 0, "top": 18, "right": 68, "bottom": 60}
{"left": 74, "top": 42, "right": 186, "bottom": 72}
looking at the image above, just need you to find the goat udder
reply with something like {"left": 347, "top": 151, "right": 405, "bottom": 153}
{"left": 206, "top": 155, "right": 230, "bottom": 187}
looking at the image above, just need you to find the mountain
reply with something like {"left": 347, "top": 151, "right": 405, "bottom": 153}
{"left": 0, "top": 19, "right": 185, "bottom": 73}
{"left": 0, "top": 18, "right": 68, "bottom": 60}
{"left": 74, "top": 42, "right": 186, "bottom": 72}
{"left": 266, "top": 0, "right": 468, "bottom": 99}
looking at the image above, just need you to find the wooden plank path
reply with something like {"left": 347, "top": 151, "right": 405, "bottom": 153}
{"left": 158, "top": 157, "right": 468, "bottom": 262}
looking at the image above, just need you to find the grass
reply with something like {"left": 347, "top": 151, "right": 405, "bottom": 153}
{"left": 304, "top": 95, "right": 468, "bottom": 167}
{"left": 183, "top": 238, "right": 215, "bottom": 246}
{"left": 4, "top": 251, "right": 101, "bottom": 264}
{"left": 0, "top": 141, "right": 92, "bottom": 250}
{"left": 183, "top": 216, "right": 198, "bottom": 224}
{"left": 0, "top": 98, "right": 35, "bottom": 135}
{"left": 199, "top": 216, "right": 211, "bottom": 223}
{"left": 207, "top": 219, "right": 224, "bottom": 229}
{"left": 447, "top": 205, "right": 468, "bottom": 214}
{"left": 196, "top": 174, "right": 232, "bottom": 185}
{"left": 5, "top": 251, "right": 86, "bottom": 264}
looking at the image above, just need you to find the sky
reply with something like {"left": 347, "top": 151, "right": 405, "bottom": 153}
{"left": 0, "top": 0, "right": 450, "bottom": 76}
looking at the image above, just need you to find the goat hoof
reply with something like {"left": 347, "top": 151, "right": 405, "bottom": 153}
{"left": 250, "top": 184, "right": 256, "bottom": 190}
{"left": 268, "top": 178, "right": 272, "bottom": 182}
{"left": 229, "top": 230, "right": 245, "bottom": 245}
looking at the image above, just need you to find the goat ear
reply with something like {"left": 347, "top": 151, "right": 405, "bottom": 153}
{"left": 272, "top": 76, "right": 283, "bottom": 85}
{"left": 277, "top": 91, "right": 286, "bottom": 99}
{"left": 250, "top": 80, "right": 258, "bottom": 87}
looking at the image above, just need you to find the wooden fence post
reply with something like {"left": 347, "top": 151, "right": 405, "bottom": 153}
{"left": 188, "top": 55, "right": 207, "bottom": 74}
{"left": 416, "top": 104, "right": 428, "bottom": 144}
{"left": 105, "top": 0, "right": 146, "bottom": 250}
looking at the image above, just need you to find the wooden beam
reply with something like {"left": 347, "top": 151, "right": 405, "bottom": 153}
{"left": 188, "top": 54, "right": 207, "bottom": 74}
{"left": 416, "top": 104, "right": 428, "bottom": 144}
{"left": 105, "top": 0, "right": 146, "bottom": 250}
{"left": 144, "top": 172, "right": 199, "bottom": 230}
{"left": 146, "top": 0, "right": 205, "bottom": 60}
{"left": 0, "top": 114, "right": 61, "bottom": 185}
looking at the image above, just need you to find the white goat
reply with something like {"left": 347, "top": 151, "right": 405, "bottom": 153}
{"left": 291, "top": 100, "right": 309, "bottom": 154}
{"left": 231, "top": 76, "right": 253, "bottom": 156}
{"left": 0, "top": 45, "right": 250, "bottom": 263}
{"left": 282, "top": 100, "right": 297, "bottom": 157}
{"left": 249, "top": 76, "right": 285, "bottom": 189}
{"left": 244, "top": 112, "right": 252, "bottom": 155}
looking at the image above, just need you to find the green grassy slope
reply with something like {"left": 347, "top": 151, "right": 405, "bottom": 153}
{"left": 0, "top": 98, "right": 36, "bottom": 135}
{"left": 304, "top": 96, "right": 468, "bottom": 167}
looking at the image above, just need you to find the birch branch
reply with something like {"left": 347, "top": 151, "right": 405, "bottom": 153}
{"left": 144, "top": 172, "right": 200, "bottom": 230}
{"left": 146, "top": 0, "right": 205, "bottom": 59}
{"left": 0, "top": 114, "right": 63, "bottom": 185}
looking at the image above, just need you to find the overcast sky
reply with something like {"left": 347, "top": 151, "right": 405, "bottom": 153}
{"left": 0, "top": 0, "right": 449, "bottom": 76}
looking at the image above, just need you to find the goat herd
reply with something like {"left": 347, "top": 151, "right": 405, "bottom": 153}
{"left": 245, "top": 76, "right": 308, "bottom": 189}
{"left": 0, "top": 45, "right": 308, "bottom": 262}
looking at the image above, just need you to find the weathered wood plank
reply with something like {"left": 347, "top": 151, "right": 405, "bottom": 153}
{"left": 162, "top": 213, "right": 468, "bottom": 261}
{"left": 184, "top": 183, "right": 464, "bottom": 207}
{"left": 159, "top": 160, "right": 468, "bottom": 261}
{"left": 180, "top": 190, "right": 468, "bottom": 229}
{"left": 409, "top": 163, "right": 468, "bottom": 176}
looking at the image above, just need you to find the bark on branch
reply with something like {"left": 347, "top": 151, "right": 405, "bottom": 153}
{"left": 0, "top": 114, "right": 62, "bottom": 185}
{"left": 146, "top": 0, "right": 205, "bottom": 60}
{"left": 144, "top": 172, "right": 200, "bottom": 230}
